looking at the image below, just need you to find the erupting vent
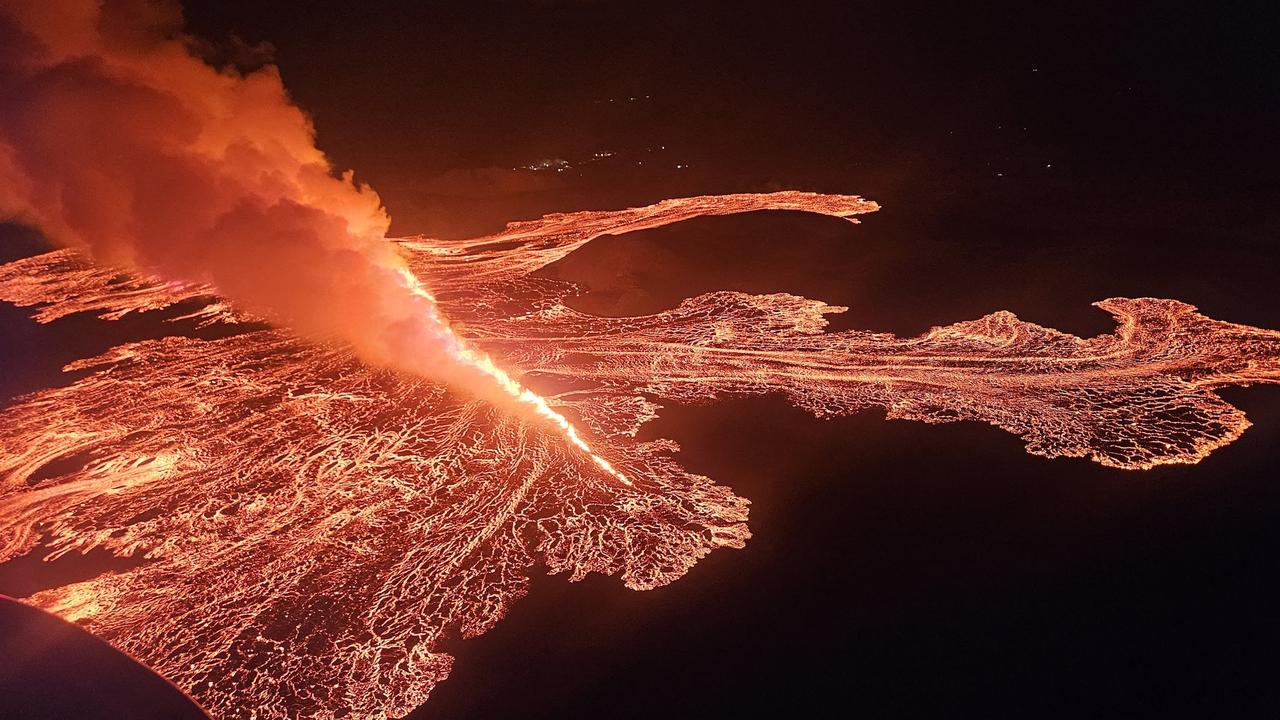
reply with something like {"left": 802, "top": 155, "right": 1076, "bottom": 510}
{"left": 2, "top": 192, "right": 1279, "bottom": 718}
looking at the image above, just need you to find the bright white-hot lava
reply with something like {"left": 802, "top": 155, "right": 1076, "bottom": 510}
{"left": 2, "top": 191, "right": 1280, "bottom": 719}
{"left": 400, "top": 267, "right": 630, "bottom": 484}
{"left": 0, "top": 0, "right": 625, "bottom": 486}
{"left": 11, "top": 7, "right": 1274, "bottom": 719}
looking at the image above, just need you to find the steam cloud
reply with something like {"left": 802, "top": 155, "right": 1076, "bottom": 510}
{"left": 0, "top": 0, "right": 478, "bottom": 389}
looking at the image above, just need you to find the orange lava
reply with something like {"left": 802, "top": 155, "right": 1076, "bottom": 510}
{"left": 397, "top": 266, "right": 630, "bottom": 485}
{"left": 1, "top": 191, "right": 1278, "bottom": 718}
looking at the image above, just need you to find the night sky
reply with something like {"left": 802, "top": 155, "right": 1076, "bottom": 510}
{"left": 4, "top": 1, "right": 1280, "bottom": 718}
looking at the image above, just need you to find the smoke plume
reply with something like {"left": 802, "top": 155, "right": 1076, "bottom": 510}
{"left": 0, "top": 0, "right": 483, "bottom": 391}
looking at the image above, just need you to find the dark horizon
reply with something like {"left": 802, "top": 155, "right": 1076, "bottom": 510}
{"left": 3, "top": 1, "right": 1280, "bottom": 718}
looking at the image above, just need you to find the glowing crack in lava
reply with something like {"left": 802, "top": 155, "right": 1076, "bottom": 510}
{"left": 400, "top": 269, "right": 630, "bottom": 485}
{"left": 0, "top": 0, "right": 621, "bottom": 492}
{"left": 2, "top": 192, "right": 1280, "bottom": 718}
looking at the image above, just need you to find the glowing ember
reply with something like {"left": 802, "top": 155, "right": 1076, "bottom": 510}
{"left": 2, "top": 192, "right": 1279, "bottom": 718}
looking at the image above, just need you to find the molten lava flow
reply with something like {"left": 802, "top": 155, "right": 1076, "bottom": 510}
{"left": 1, "top": 191, "right": 1278, "bottom": 719}
{"left": 397, "top": 267, "right": 629, "bottom": 484}
{"left": 457, "top": 346, "right": 631, "bottom": 485}
{"left": 0, "top": 0, "right": 628, "bottom": 487}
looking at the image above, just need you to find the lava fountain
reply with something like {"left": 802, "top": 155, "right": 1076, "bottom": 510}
{"left": 404, "top": 267, "right": 630, "bottom": 485}
{"left": 2, "top": 2, "right": 1280, "bottom": 719}
{"left": 0, "top": 0, "right": 625, "bottom": 486}
{"left": 2, "top": 191, "right": 1279, "bottom": 719}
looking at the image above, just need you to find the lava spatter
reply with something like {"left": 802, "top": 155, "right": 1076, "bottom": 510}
{"left": 2, "top": 192, "right": 1278, "bottom": 718}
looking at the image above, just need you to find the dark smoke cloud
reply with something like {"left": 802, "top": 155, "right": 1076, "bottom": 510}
{"left": 0, "top": 0, "right": 479, "bottom": 387}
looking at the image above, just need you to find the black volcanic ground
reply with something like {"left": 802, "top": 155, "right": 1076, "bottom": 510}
{"left": 4, "top": 1, "right": 1280, "bottom": 716}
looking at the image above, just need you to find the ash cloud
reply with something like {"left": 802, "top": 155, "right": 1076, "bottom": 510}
{"left": 0, "top": 0, "right": 477, "bottom": 388}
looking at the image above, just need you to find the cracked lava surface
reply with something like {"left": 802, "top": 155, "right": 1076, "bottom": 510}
{"left": 2, "top": 192, "right": 1279, "bottom": 718}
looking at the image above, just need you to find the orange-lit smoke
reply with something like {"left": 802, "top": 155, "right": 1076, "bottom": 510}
{"left": 0, "top": 0, "right": 625, "bottom": 481}
{"left": 3, "top": 189, "right": 1277, "bottom": 717}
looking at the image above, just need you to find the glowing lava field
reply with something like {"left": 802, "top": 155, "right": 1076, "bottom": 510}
{"left": 2, "top": 192, "right": 1279, "bottom": 718}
